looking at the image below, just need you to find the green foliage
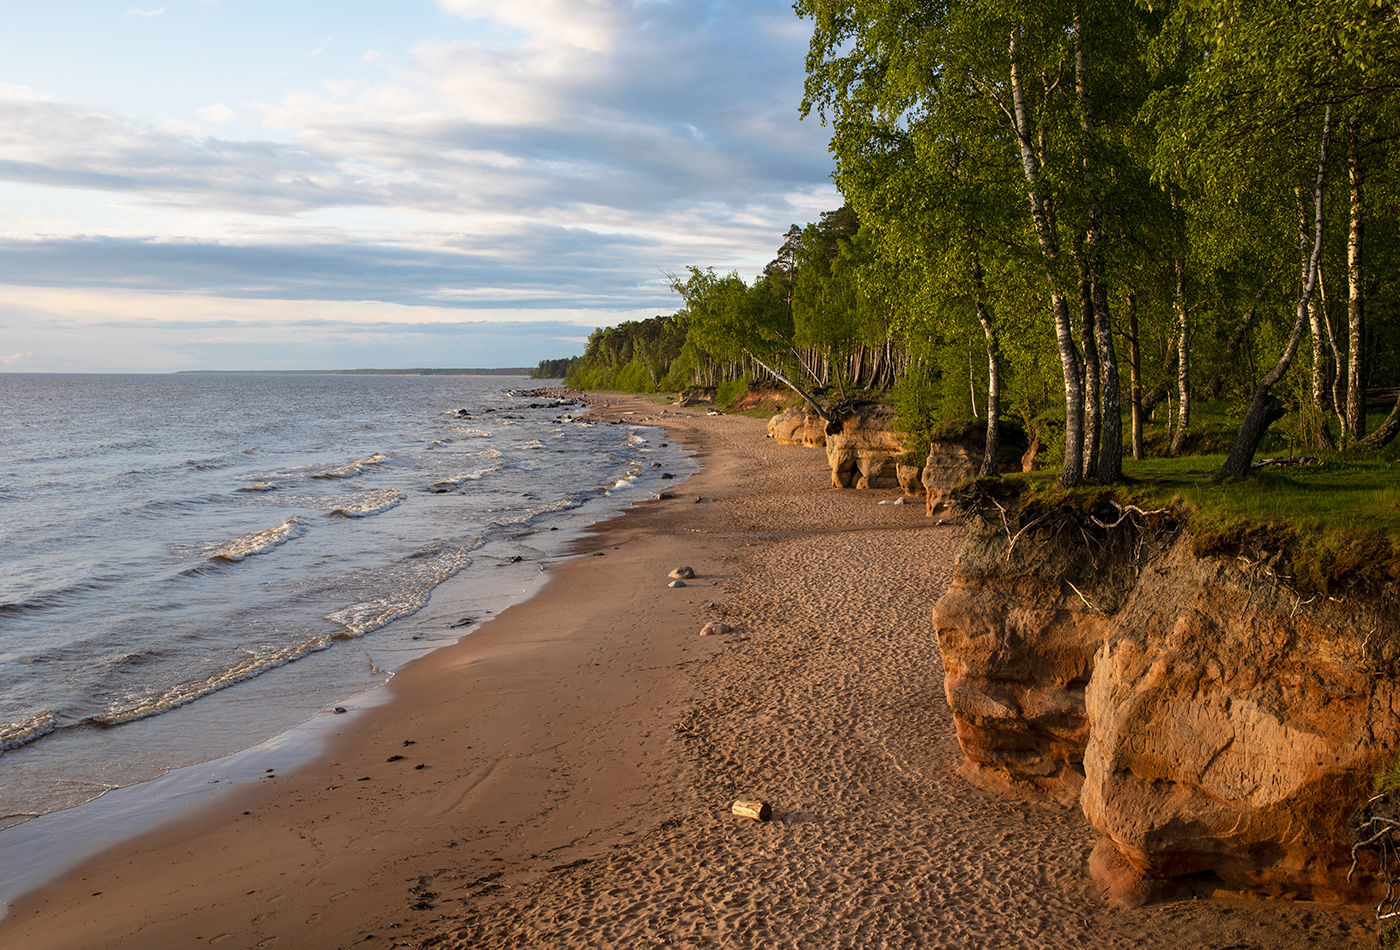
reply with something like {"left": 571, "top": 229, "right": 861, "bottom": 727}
{"left": 893, "top": 366, "right": 941, "bottom": 462}
{"left": 714, "top": 376, "right": 752, "bottom": 411}
{"left": 565, "top": 315, "right": 688, "bottom": 392}
{"left": 530, "top": 357, "right": 578, "bottom": 379}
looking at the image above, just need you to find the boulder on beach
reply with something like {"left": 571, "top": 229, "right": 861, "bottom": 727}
{"left": 669, "top": 566, "right": 696, "bottom": 579}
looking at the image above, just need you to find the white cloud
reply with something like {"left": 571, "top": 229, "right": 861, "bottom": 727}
{"left": 0, "top": 1, "right": 840, "bottom": 370}
{"left": 125, "top": 7, "right": 166, "bottom": 15}
{"left": 438, "top": 0, "right": 622, "bottom": 53}
{"left": 197, "top": 103, "right": 236, "bottom": 124}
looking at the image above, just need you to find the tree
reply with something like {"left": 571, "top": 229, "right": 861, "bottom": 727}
{"left": 800, "top": 0, "right": 1160, "bottom": 486}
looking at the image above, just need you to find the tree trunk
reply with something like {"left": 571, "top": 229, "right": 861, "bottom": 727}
{"left": 1218, "top": 105, "right": 1332, "bottom": 480}
{"left": 972, "top": 255, "right": 1001, "bottom": 477}
{"left": 1073, "top": 8, "right": 1120, "bottom": 484}
{"left": 1347, "top": 117, "right": 1366, "bottom": 441}
{"left": 1127, "top": 293, "right": 1144, "bottom": 460}
{"left": 748, "top": 351, "right": 833, "bottom": 424}
{"left": 1301, "top": 200, "right": 1336, "bottom": 449}
{"left": 1359, "top": 399, "right": 1400, "bottom": 449}
{"left": 1011, "top": 26, "right": 1083, "bottom": 487}
{"left": 1093, "top": 274, "right": 1122, "bottom": 483}
{"left": 1078, "top": 262, "right": 1101, "bottom": 476}
{"left": 1322, "top": 272, "right": 1348, "bottom": 439}
{"left": 1309, "top": 280, "right": 1331, "bottom": 411}
{"left": 1169, "top": 248, "right": 1190, "bottom": 456}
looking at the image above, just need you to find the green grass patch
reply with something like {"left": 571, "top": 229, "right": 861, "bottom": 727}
{"left": 998, "top": 451, "right": 1400, "bottom": 598}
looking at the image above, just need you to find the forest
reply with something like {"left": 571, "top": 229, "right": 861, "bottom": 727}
{"left": 554, "top": 0, "right": 1400, "bottom": 488}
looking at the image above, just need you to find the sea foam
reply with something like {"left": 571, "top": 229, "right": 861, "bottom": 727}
{"left": 209, "top": 517, "right": 305, "bottom": 561}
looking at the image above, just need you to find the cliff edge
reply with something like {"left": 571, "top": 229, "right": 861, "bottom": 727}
{"left": 933, "top": 483, "right": 1400, "bottom": 906}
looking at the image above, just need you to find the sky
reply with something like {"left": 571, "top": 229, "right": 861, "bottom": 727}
{"left": 0, "top": 0, "right": 839, "bottom": 372}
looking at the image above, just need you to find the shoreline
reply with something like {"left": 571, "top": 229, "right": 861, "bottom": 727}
{"left": 0, "top": 398, "right": 1377, "bottom": 949}
{"left": 0, "top": 394, "right": 694, "bottom": 912}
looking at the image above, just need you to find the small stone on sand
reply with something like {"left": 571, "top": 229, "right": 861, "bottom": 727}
{"left": 669, "top": 566, "right": 696, "bottom": 579}
{"left": 669, "top": 580, "right": 687, "bottom": 588}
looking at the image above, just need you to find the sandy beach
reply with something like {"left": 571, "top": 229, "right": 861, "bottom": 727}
{"left": 0, "top": 398, "right": 1378, "bottom": 949}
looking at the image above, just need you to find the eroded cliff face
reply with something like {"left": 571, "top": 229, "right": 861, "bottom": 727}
{"left": 931, "top": 494, "right": 1155, "bottom": 803}
{"left": 767, "top": 406, "right": 828, "bottom": 449}
{"left": 826, "top": 404, "right": 904, "bottom": 490}
{"left": 767, "top": 406, "right": 997, "bottom": 499}
{"left": 933, "top": 489, "right": 1400, "bottom": 905}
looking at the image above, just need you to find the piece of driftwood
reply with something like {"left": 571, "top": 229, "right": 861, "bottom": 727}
{"left": 731, "top": 800, "right": 772, "bottom": 822}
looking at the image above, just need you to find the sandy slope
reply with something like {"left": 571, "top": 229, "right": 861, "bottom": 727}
{"left": 0, "top": 398, "right": 1377, "bottom": 949}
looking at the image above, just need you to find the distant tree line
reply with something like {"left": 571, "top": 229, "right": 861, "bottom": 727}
{"left": 552, "top": 0, "right": 1400, "bottom": 483}
{"left": 529, "top": 358, "right": 580, "bottom": 379}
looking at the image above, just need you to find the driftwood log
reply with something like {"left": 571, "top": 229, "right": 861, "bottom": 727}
{"left": 731, "top": 800, "right": 772, "bottom": 822}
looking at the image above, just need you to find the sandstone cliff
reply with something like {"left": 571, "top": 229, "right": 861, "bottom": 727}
{"left": 824, "top": 403, "right": 904, "bottom": 490}
{"left": 767, "top": 406, "right": 1006, "bottom": 499}
{"left": 767, "top": 403, "right": 909, "bottom": 489}
{"left": 933, "top": 484, "right": 1400, "bottom": 905}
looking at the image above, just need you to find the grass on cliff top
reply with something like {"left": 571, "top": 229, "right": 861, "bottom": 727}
{"left": 999, "top": 450, "right": 1400, "bottom": 597}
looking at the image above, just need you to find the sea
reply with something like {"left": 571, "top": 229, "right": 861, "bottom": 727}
{"left": 0, "top": 372, "right": 692, "bottom": 906}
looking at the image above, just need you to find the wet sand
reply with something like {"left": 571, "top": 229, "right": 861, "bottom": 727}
{"left": 0, "top": 398, "right": 1377, "bottom": 949}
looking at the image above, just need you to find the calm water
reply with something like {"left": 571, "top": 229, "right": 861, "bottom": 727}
{"left": 0, "top": 373, "right": 692, "bottom": 831}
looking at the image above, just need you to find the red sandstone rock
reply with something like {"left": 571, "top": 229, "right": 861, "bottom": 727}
{"left": 1081, "top": 536, "right": 1400, "bottom": 903}
{"left": 934, "top": 493, "right": 1400, "bottom": 904}
{"left": 921, "top": 440, "right": 981, "bottom": 512}
{"left": 824, "top": 404, "right": 904, "bottom": 490}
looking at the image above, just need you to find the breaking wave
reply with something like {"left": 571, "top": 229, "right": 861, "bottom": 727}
{"left": 209, "top": 517, "right": 305, "bottom": 561}
{"left": 0, "top": 711, "right": 56, "bottom": 755}
{"left": 91, "top": 637, "right": 334, "bottom": 727}
{"left": 330, "top": 489, "right": 404, "bottom": 518}
{"left": 431, "top": 462, "right": 503, "bottom": 489}
{"left": 325, "top": 545, "right": 473, "bottom": 637}
{"left": 313, "top": 452, "right": 388, "bottom": 479}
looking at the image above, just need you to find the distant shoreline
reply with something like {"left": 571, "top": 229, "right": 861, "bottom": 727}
{"left": 174, "top": 368, "right": 542, "bottom": 376}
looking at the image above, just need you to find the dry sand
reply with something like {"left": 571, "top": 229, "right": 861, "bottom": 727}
{"left": 0, "top": 398, "right": 1378, "bottom": 949}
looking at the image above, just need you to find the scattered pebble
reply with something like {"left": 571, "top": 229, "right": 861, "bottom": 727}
{"left": 669, "top": 580, "right": 687, "bottom": 588}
